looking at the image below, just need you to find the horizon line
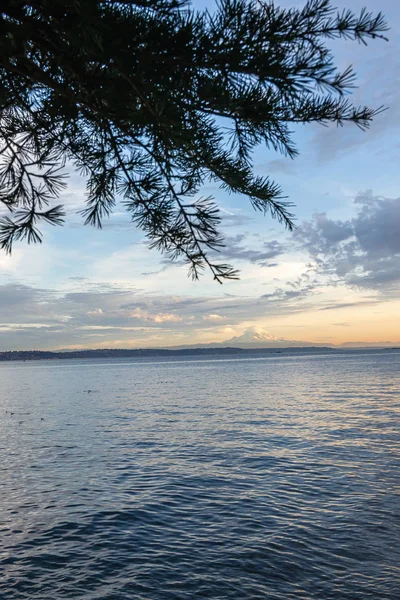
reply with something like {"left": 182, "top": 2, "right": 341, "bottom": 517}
{"left": 1, "top": 344, "right": 400, "bottom": 356}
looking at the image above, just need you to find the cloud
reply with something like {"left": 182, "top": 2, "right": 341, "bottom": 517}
{"left": 202, "top": 314, "right": 227, "bottom": 322}
{"left": 157, "top": 228, "right": 285, "bottom": 272}
{"left": 318, "top": 300, "right": 379, "bottom": 312}
{"left": 220, "top": 211, "right": 253, "bottom": 227}
{"left": 87, "top": 308, "right": 104, "bottom": 317}
{"left": 263, "top": 158, "right": 297, "bottom": 175}
{"left": 215, "top": 235, "right": 286, "bottom": 265}
{"left": 0, "top": 277, "right": 322, "bottom": 350}
{"left": 295, "top": 191, "right": 400, "bottom": 292}
{"left": 295, "top": 214, "right": 353, "bottom": 256}
{"left": 261, "top": 282, "right": 317, "bottom": 303}
{"left": 129, "top": 308, "right": 183, "bottom": 323}
{"left": 141, "top": 269, "right": 167, "bottom": 276}
{"left": 5, "top": 185, "right": 398, "bottom": 350}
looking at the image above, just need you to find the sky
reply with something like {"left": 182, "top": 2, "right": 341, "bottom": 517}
{"left": 1, "top": 0, "right": 400, "bottom": 351}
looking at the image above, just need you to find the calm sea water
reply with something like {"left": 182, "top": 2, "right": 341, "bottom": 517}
{"left": 1, "top": 351, "right": 399, "bottom": 599}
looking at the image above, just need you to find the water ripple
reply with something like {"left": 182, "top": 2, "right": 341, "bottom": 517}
{"left": 1, "top": 351, "right": 399, "bottom": 599}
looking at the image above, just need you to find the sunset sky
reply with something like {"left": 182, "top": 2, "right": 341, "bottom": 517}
{"left": 1, "top": 0, "right": 400, "bottom": 351}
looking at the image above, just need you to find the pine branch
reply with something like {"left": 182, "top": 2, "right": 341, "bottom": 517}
{"left": 0, "top": 0, "right": 388, "bottom": 280}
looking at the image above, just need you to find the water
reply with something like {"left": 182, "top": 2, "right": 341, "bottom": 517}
{"left": 1, "top": 351, "right": 399, "bottom": 599}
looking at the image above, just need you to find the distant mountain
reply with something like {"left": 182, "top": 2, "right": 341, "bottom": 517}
{"left": 339, "top": 341, "right": 400, "bottom": 348}
{"left": 171, "top": 328, "right": 328, "bottom": 350}
{"left": 219, "top": 328, "right": 326, "bottom": 348}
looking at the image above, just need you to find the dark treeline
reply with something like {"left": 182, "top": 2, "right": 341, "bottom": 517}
{"left": 0, "top": 347, "right": 335, "bottom": 361}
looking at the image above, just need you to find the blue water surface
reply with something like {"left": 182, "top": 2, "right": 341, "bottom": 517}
{"left": 1, "top": 351, "right": 399, "bottom": 599}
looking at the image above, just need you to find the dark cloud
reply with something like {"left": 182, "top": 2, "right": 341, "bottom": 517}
{"left": 295, "top": 191, "right": 400, "bottom": 292}
{"left": 0, "top": 284, "right": 54, "bottom": 313}
{"left": 261, "top": 281, "right": 317, "bottom": 303}
{"left": 295, "top": 214, "right": 353, "bottom": 256}
{"left": 215, "top": 235, "right": 286, "bottom": 265}
{"left": 259, "top": 261, "right": 279, "bottom": 268}
{"left": 159, "top": 233, "right": 286, "bottom": 270}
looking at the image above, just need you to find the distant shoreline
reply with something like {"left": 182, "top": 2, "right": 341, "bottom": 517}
{"left": 0, "top": 346, "right": 398, "bottom": 362}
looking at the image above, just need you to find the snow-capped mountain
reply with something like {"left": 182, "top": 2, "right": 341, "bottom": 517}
{"left": 170, "top": 328, "right": 326, "bottom": 350}
{"left": 219, "top": 328, "right": 318, "bottom": 348}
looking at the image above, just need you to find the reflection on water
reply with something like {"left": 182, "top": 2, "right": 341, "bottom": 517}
{"left": 1, "top": 351, "right": 399, "bottom": 599}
